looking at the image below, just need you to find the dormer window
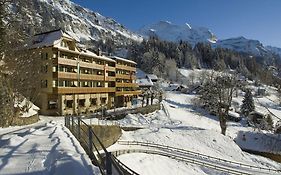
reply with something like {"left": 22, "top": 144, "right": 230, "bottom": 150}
{"left": 60, "top": 40, "right": 68, "bottom": 48}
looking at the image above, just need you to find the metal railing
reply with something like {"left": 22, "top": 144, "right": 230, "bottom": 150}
{"left": 116, "top": 140, "right": 281, "bottom": 174}
{"left": 65, "top": 116, "right": 139, "bottom": 175}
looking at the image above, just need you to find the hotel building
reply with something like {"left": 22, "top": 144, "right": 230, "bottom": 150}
{"left": 31, "top": 29, "right": 140, "bottom": 115}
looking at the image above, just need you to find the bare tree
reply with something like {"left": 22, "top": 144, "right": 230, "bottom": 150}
{"left": 198, "top": 71, "right": 237, "bottom": 135}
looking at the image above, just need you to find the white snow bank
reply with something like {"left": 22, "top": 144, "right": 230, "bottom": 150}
{"left": 235, "top": 131, "right": 281, "bottom": 155}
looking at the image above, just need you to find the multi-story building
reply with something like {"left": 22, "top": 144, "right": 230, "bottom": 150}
{"left": 30, "top": 29, "right": 140, "bottom": 115}
{"left": 111, "top": 56, "right": 139, "bottom": 107}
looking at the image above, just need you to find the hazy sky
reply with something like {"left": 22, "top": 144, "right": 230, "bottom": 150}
{"left": 72, "top": 0, "right": 281, "bottom": 47}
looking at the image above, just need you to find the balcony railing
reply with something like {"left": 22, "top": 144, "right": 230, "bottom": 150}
{"left": 116, "top": 82, "right": 138, "bottom": 88}
{"left": 53, "top": 87, "right": 115, "bottom": 94}
{"left": 116, "top": 74, "right": 136, "bottom": 80}
{"left": 116, "top": 64, "right": 136, "bottom": 72}
{"left": 115, "top": 90, "right": 141, "bottom": 96}
{"left": 54, "top": 58, "right": 105, "bottom": 70}
{"left": 53, "top": 72, "right": 105, "bottom": 81}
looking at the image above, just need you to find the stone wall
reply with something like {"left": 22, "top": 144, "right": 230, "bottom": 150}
{"left": 11, "top": 114, "right": 39, "bottom": 126}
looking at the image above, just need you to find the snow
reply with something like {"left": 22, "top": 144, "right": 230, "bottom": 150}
{"left": 139, "top": 21, "right": 217, "bottom": 46}
{"left": 104, "top": 70, "right": 281, "bottom": 174}
{"left": 214, "top": 36, "right": 269, "bottom": 56}
{"left": 37, "top": 0, "right": 143, "bottom": 43}
{"left": 15, "top": 98, "right": 40, "bottom": 118}
{"left": 0, "top": 117, "right": 100, "bottom": 175}
{"left": 110, "top": 56, "right": 136, "bottom": 64}
{"left": 136, "top": 78, "right": 154, "bottom": 87}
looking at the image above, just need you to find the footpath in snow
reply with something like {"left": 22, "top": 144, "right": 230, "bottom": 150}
{"left": 0, "top": 117, "right": 100, "bottom": 175}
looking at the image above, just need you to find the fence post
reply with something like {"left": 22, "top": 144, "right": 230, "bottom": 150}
{"left": 105, "top": 152, "right": 112, "bottom": 175}
{"left": 71, "top": 116, "right": 74, "bottom": 132}
{"left": 88, "top": 126, "right": 94, "bottom": 159}
{"left": 77, "top": 117, "right": 81, "bottom": 139}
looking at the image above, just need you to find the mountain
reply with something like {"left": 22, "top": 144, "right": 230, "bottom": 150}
{"left": 266, "top": 46, "right": 281, "bottom": 57}
{"left": 139, "top": 21, "right": 281, "bottom": 58}
{"left": 214, "top": 37, "right": 270, "bottom": 56}
{"left": 139, "top": 21, "right": 217, "bottom": 46}
{"left": 8, "top": 0, "right": 143, "bottom": 46}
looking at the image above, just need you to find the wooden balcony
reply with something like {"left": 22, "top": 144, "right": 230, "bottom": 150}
{"left": 116, "top": 74, "right": 136, "bottom": 80}
{"left": 106, "top": 76, "right": 116, "bottom": 82}
{"left": 53, "top": 72, "right": 105, "bottom": 81}
{"left": 116, "top": 82, "right": 138, "bottom": 88}
{"left": 115, "top": 90, "right": 141, "bottom": 96}
{"left": 107, "top": 66, "right": 116, "bottom": 72}
{"left": 53, "top": 87, "right": 115, "bottom": 94}
{"left": 54, "top": 58, "right": 105, "bottom": 70}
{"left": 116, "top": 64, "right": 136, "bottom": 72}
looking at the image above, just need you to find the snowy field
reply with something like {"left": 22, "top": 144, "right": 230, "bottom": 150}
{"left": 105, "top": 69, "right": 281, "bottom": 175}
{"left": 0, "top": 117, "right": 100, "bottom": 175}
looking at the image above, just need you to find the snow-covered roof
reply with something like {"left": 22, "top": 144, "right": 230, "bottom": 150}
{"left": 136, "top": 78, "right": 153, "bottom": 87}
{"left": 136, "top": 68, "right": 147, "bottom": 79}
{"left": 80, "top": 49, "right": 115, "bottom": 62}
{"left": 146, "top": 74, "right": 158, "bottom": 80}
{"left": 110, "top": 56, "right": 136, "bottom": 64}
{"left": 30, "top": 29, "right": 74, "bottom": 49}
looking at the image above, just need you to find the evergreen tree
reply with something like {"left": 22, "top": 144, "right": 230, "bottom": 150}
{"left": 241, "top": 89, "right": 255, "bottom": 117}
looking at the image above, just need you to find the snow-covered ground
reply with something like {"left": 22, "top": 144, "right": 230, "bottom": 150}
{"left": 0, "top": 116, "right": 100, "bottom": 175}
{"left": 106, "top": 90, "right": 281, "bottom": 174}
{"left": 102, "top": 69, "right": 281, "bottom": 174}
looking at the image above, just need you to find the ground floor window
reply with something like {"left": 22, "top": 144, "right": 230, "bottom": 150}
{"left": 101, "top": 97, "right": 107, "bottom": 104}
{"left": 78, "top": 99, "right": 85, "bottom": 107}
{"left": 66, "top": 100, "right": 73, "bottom": 108}
{"left": 48, "top": 100, "right": 57, "bottom": 109}
{"left": 90, "top": 98, "right": 97, "bottom": 106}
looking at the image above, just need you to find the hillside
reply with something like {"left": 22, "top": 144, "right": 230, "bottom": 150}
{"left": 8, "top": 0, "right": 142, "bottom": 46}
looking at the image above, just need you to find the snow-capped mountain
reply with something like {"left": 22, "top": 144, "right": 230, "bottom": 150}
{"left": 214, "top": 37, "right": 270, "bottom": 56}
{"left": 266, "top": 46, "right": 281, "bottom": 57}
{"left": 8, "top": 0, "right": 143, "bottom": 46}
{"left": 139, "top": 21, "right": 217, "bottom": 46}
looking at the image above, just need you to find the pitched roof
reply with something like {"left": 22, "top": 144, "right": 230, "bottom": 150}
{"left": 136, "top": 78, "right": 154, "bottom": 87}
{"left": 110, "top": 56, "right": 136, "bottom": 64}
{"left": 146, "top": 74, "right": 158, "bottom": 80}
{"left": 30, "top": 29, "right": 73, "bottom": 49}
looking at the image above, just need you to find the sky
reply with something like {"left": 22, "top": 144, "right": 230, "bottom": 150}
{"left": 71, "top": 0, "right": 281, "bottom": 47}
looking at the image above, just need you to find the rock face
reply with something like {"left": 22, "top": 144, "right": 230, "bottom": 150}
{"left": 139, "top": 21, "right": 217, "bottom": 46}
{"left": 8, "top": 0, "right": 143, "bottom": 46}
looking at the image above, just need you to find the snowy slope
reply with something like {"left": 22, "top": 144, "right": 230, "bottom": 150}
{"left": 214, "top": 36, "right": 270, "bottom": 56}
{"left": 266, "top": 46, "right": 281, "bottom": 57}
{"left": 139, "top": 21, "right": 217, "bottom": 46}
{"left": 9, "top": 0, "right": 143, "bottom": 45}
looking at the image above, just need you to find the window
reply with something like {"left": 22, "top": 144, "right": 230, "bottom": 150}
{"left": 97, "top": 82, "right": 102, "bottom": 87}
{"left": 41, "top": 65, "right": 48, "bottom": 73}
{"left": 66, "top": 100, "right": 73, "bottom": 108}
{"left": 48, "top": 100, "right": 57, "bottom": 109}
{"left": 60, "top": 40, "right": 68, "bottom": 48}
{"left": 40, "top": 52, "right": 48, "bottom": 60}
{"left": 41, "top": 80, "right": 48, "bottom": 88}
{"left": 101, "top": 97, "right": 107, "bottom": 104}
{"left": 90, "top": 98, "right": 97, "bottom": 106}
{"left": 78, "top": 99, "right": 85, "bottom": 107}
{"left": 52, "top": 80, "right": 57, "bottom": 87}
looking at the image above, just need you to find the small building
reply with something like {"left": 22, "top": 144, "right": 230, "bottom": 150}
{"left": 146, "top": 74, "right": 158, "bottom": 83}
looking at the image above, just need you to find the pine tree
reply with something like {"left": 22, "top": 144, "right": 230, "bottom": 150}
{"left": 241, "top": 89, "right": 255, "bottom": 117}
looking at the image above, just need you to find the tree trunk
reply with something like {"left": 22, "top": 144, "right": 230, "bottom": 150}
{"left": 219, "top": 114, "right": 227, "bottom": 135}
